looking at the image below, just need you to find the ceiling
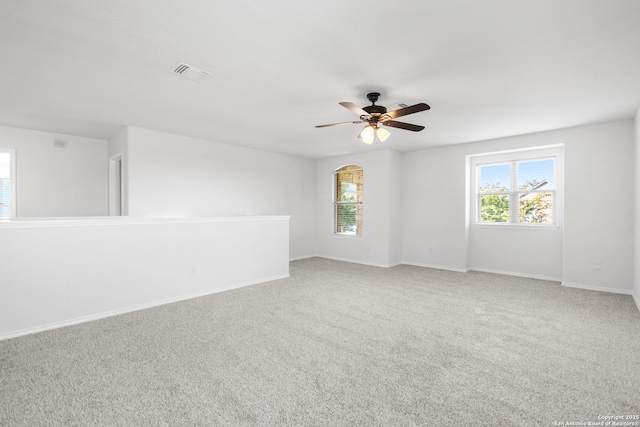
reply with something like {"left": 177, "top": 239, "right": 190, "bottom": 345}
{"left": 0, "top": 0, "right": 639, "bottom": 159}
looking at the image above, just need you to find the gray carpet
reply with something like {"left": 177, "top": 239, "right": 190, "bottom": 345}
{"left": 1, "top": 257, "right": 639, "bottom": 426}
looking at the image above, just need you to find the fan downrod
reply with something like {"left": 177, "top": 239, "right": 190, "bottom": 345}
{"left": 366, "top": 92, "right": 381, "bottom": 104}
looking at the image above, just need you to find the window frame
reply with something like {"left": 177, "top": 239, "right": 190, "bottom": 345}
{"left": 469, "top": 146, "right": 563, "bottom": 229}
{"left": 333, "top": 165, "right": 363, "bottom": 237}
{"left": 0, "top": 148, "right": 16, "bottom": 219}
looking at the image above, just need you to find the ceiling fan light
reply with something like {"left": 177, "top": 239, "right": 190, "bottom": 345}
{"left": 376, "top": 127, "right": 390, "bottom": 142}
{"left": 360, "top": 125, "right": 375, "bottom": 144}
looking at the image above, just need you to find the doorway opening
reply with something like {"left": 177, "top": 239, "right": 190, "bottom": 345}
{"left": 109, "top": 152, "right": 124, "bottom": 216}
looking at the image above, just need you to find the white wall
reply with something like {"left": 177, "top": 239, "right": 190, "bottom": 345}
{"left": 316, "top": 149, "right": 401, "bottom": 267}
{"left": 125, "top": 127, "right": 316, "bottom": 260}
{"left": 0, "top": 216, "right": 289, "bottom": 340}
{"left": 402, "top": 145, "right": 470, "bottom": 271}
{"left": 389, "top": 150, "right": 403, "bottom": 266}
{"left": 0, "top": 125, "right": 108, "bottom": 217}
{"left": 562, "top": 121, "right": 634, "bottom": 293}
{"left": 634, "top": 107, "right": 640, "bottom": 310}
{"left": 402, "top": 120, "right": 634, "bottom": 293}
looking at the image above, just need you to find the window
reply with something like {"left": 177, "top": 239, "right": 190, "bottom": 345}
{"left": 0, "top": 151, "right": 14, "bottom": 219}
{"left": 334, "top": 165, "right": 363, "bottom": 235}
{"left": 471, "top": 147, "right": 561, "bottom": 226}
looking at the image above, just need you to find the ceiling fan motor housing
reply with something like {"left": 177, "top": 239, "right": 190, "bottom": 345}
{"left": 363, "top": 104, "right": 387, "bottom": 115}
{"left": 362, "top": 92, "right": 387, "bottom": 116}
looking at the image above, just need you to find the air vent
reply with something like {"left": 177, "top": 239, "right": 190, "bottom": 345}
{"left": 171, "top": 61, "right": 211, "bottom": 83}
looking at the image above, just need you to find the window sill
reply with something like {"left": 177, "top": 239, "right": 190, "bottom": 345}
{"left": 332, "top": 233, "right": 363, "bottom": 239}
{"left": 472, "top": 223, "right": 560, "bottom": 231}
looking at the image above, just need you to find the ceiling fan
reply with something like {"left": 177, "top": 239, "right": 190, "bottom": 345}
{"left": 316, "top": 92, "right": 430, "bottom": 144}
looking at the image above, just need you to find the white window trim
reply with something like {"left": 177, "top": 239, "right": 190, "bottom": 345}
{"left": 0, "top": 148, "right": 17, "bottom": 219}
{"left": 469, "top": 145, "right": 563, "bottom": 229}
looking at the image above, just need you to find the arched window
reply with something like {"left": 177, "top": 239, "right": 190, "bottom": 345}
{"left": 334, "top": 165, "right": 363, "bottom": 236}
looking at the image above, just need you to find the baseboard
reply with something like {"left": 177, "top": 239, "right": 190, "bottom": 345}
{"left": 561, "top": 282, "right": 633, "bottom": 295}
{"left": 316, "top": 255, "right": 399, "bottom": 269}
{"left": 469, "top": 267, "right": 560, "bottom": 282}
{"left": 289, "top": 255, "right": 316, "bottom": 261}
{"left": 0, "top": 273, "right": 289, "bottom": 342}
{"left": 631, "top": 291, "right": 640, "bottom": 312}
{"left": 401, "top": 261, "right": 469, "bottom": 273}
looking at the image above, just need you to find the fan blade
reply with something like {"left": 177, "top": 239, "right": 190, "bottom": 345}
{"left": 381, "top": 120, "right": 425, "bottom": 132}
{"left": 315, "top": 120, "right": 363, "bottom": 128}
{"left": 385, "top": 103, "right": 430, "bottom": 119}
{"left": 339, "top": 102, "right": 369, "bottom": 117}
